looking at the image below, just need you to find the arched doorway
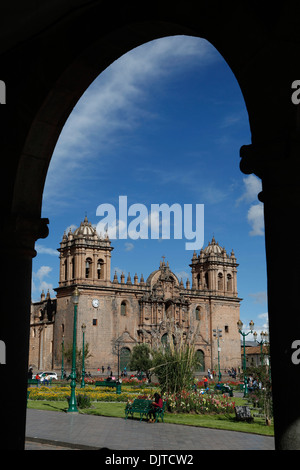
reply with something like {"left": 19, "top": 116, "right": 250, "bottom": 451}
{"left": 120, "top": 347, "right": 131, "bottom": 372}
{"left": 195, "top": 349, "right": 205, "bottom": 372}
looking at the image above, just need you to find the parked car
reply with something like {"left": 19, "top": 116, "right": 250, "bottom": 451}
{"left": 39, "top": 372, "right": 58, "bottom": 381}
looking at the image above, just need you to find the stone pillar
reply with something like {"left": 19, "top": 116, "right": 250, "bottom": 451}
{"left": 0, "top": 215, "right": 49, "bottom": 450}
{"left": 240, "top": 140, "right": 300, "bottom": 449}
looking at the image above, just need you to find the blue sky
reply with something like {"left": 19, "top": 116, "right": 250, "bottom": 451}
{"left": 32, "top": 35, "right": 268, "bottom": 338}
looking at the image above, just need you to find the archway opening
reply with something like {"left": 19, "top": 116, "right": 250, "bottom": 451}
{"left": 28, "top": 34, "right": 265, "bottom": 392}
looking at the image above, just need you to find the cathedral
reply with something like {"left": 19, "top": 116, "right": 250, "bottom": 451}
{"left": 29, "top": 216, "right": 242, "bottom": 375}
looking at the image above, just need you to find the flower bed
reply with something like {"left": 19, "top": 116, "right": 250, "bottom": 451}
{"left": 163, "top": 390, "right": 235, "bottom": 415}
{"left": 27, "top": 385, "right": 155, "bottom": 403}
{"left": 28, "top": 385, "right": 235, "bottom": 417}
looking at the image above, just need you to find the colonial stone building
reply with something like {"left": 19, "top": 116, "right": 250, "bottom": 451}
{"left": 29, "top": 216, "right": 242, "bottom": 374}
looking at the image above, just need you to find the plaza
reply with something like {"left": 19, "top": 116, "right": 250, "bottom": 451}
{"left": 25, "top": 408, "right": 275, "bottom": 451}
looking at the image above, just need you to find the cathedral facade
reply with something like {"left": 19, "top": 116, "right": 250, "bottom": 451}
{"left": 29, "top": 217, "right": 242, "bottom": 375}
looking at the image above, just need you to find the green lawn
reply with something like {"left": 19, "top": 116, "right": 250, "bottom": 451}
{"left": 27, "top": 399, "right": 274, "bottom": 437}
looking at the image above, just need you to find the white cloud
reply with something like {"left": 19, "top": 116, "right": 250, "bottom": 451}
{"left": 248, "top": 203, "right": 264, "bottom": 236}
{"left": 175, "top": 270, "right": 190, "bottom": 282}
{"left": 65, "top": 224, "right": 77, "bottom": 234}
{"left": 35, "top": 244, "right": 58, "bottom": 256}
{"left": 32, "top": 265, "right": 55, "bottom": 299}
{"left": 124, "top": 242, "right": 134, "bottom": 252}
{"left": 237, "top": 174, "right": 262, "bottom": 204}
{"left": 43, "top": 36, "right": 219, "bottom": 203}
{"left": 34, "top": 265, "right": 52, "bottom": 281}
{"left": 249, "top": 291, "right": 267, "bottom": 304}
{"left": 236, "top": 175, "right": 264, "bottom": 236}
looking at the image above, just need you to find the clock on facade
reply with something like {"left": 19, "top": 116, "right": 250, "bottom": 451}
{"left": 92, "top": 299, "right": 99, "bottom": 308}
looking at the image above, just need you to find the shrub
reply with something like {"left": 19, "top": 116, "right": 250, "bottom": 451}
{"left": 76, "top": 394, "right": 91, "bottom": 409}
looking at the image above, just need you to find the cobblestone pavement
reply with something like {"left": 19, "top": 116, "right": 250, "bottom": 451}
{"left": 25, "top": 409, "right": 275, "bottom": 451}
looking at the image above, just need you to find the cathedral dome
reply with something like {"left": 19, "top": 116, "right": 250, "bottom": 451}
{"left": 73, "top": 216, "right": 98, "bottom": 238}
{"left": 203, "top": 236, "right": 223, "bottom": 255}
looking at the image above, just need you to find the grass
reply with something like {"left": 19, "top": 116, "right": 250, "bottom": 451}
{"left": 27, "top": 398, "right": 274, "bottom": 437}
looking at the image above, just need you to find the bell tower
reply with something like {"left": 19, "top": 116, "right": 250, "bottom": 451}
{"left": 58, "top": 216, "right": 113, "bottom": 286}
{"left": 190, "top": 236, "right": 238, "bottom": 296}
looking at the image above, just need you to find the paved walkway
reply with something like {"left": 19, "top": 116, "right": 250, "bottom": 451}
{"left": 25, "top": 409, "right": 275, "bottom": 450}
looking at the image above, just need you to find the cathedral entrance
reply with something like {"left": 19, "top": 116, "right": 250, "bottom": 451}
{"left": 120, "top": 347, "right": 131, "bottom": 372}
{"left": 195, "top": 349, "right": 205, "bottom": 372}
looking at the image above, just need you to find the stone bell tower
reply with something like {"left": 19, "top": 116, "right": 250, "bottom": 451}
{"left": 58, "top": 216, "right": 113, "bottom": 286}
{"left": 190, "top": 236, "right": 238, "bottom": 296}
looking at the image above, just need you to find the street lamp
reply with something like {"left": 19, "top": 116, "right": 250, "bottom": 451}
{"left": 61, "top": 335, "right": 64, "bottom": 380}
{"left": 81, "top": 323, "right": 86, "bottom": 388}
{"left": 253, "top": 330, "right": 269, "bottom": 366}
{"left": 67, "top": 286, "right": 80, "bottom": 413}
{"left": 213, "top": 327, "right": 222, "bottom": 382}
{"left": 237, "top": 319, "right": 254, "bottom": 397}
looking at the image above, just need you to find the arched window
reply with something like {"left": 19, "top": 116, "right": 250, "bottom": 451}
{"left": 195, "top": 306, "right": 201, "bottom": 321}
{"left": 227, "top": 274, "right": 232, "bottom": 292}
{"left": 121, "top": 301, "right": 127, "bottom": 316}
{"left": 218, "top": 272, "right": 223, "bottom": 290}
{"left": 85, "top": 257, "right": 92, "bottom": 278}
{"left": 71, "top": 257, "right": 75, "bottom": 279}
{"left": 197, "top": 273, "right": 201, "bottom": 289}
{"left": 161, "top": 333, "right": 175, "bottom": 346}
{"left": 97, "top": 259, "right": 104, "bottom": 279}
{"left": 165, "top": 300, "right": 173, "bottom": 320}
{"left": 195, "top": 349, "right": 205, "bottom": 372}
{"left": 64, "top": 259, "right": 68, "bottom": 281}
{"left": 205, "top": 272, "right": 209, "bottom": 289}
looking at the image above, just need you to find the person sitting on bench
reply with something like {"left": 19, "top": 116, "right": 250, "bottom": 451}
{"left": 148, "top": 393, "right": 163, "bottom": 423}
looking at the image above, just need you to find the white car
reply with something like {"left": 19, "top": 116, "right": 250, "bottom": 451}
{"left": 39, "top": 372, "right": 58, "bottom": 381}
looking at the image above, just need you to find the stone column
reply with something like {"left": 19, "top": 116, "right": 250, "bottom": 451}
{"left": 0, "top": 215, "right": 49, "bottom": 450}
{"left": 241, "top": 140, "right": 300, "bottom": 449}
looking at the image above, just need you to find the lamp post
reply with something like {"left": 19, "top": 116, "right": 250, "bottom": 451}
{"left": 213, "top": 327, "right": 222, "bottom": 382}
{"left": 67, "top": 286, "right": 80, "bottom": 413}
{"left": 237, "top": 319, "right": 254, "bottom": 397}
{"left": 81, "top": 323, "right": 86, "bottom": 388}
{"left": 253, "top": 330, "right": 269, "bottom": 366}
{"left": 61, "top": 335, "right": 64, "bottom": 380}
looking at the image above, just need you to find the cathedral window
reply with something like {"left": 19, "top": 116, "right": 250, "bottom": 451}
{"left": 97, "top": 259, "right": 104, "bottom": 279}
{"left": 121, "top": 301, "right": 127, "bottom": 316}
{"left": 218, "top": 273, "right": 223, "bottom": 290}
{"left": 64, "top": 259, "right": 68, "bottom": 281}
{"left": 227, "top": 274, "right": 232, "bottom": 291}
{"left": 85, "top": 258, "right": 92, "bottom": 278}
{"left": 205, "top": 272, "right": 209, "bottom": 289}
{"left": 195, "top": 306, "right": 201, "bottom": 321}
{"left": 71, "top": 257, "right": 75, "bottom": 279}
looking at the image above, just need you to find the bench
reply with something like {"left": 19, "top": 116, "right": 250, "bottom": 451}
{"left": 28, "top": 379, "right": 39, "bottom": 387}
{"left": 125, "top": 399, "right": 167, "bottom": 422}
{"left": 125, "top": 399, "right": 152, "bottom": 421}
{"left": 214, "top": 383, "right": 233, "bottom": 397}
{"left": 95, "top": 380, "right": 121, "bottom": 394}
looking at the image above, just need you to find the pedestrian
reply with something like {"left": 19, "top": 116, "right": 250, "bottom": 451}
{"left": 148, "top": 392, "right": 163, "bottom": 423}
{"left": 28, "top": 367, "right": 33, "bottom": 379}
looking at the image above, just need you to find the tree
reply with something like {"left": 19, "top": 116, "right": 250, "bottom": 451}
{"left": 64, "top": 342, "right": 92, "bottom": 379}
{"left": 128, "top": 344, "right": 153, "bottom": 379}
